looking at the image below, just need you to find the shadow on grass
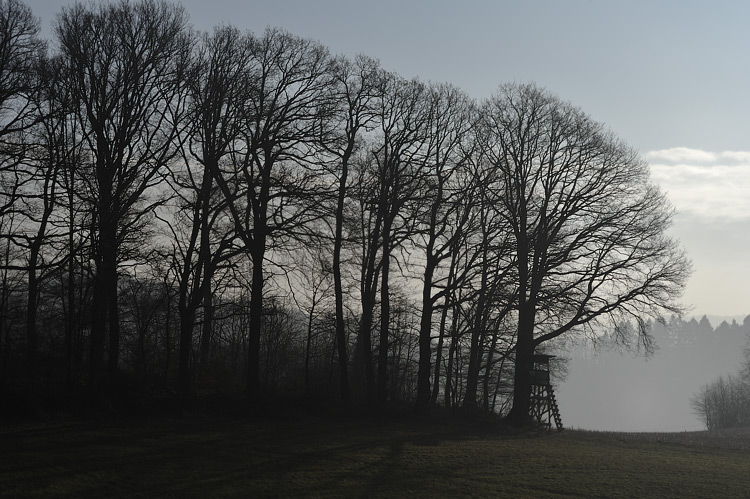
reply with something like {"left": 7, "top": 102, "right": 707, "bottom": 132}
{"left": 0, "top": 407, "right": 562, "bottom": 498}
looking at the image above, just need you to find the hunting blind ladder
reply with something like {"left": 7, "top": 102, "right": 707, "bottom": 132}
{"left": 529, "top": 353, "right": 563, "bottom": 431}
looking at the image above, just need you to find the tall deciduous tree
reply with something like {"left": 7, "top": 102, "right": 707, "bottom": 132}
{"left": 478, "top": 83, "right": 690, "bottom": 426}
{"left": 17, "top": 55, "right": 69, "bottom": 389}
{"left": 212, "top": 28, "right": 336, "bottom": 398}
{"left": 168, "top": 25, "right": 249, "bottom": 397}
{"left": 413, "top": 82, "right": 475, "bottom": 409}
{"left": 367, "top": 74, "right": 429, "bottom": 405}
{"left": 460, "top": 165, "right": 515, "bottom": 411}
{"left": 320, "top": 54, "right": 382, "bottom": 401}
{"left": 55, "top": 0, "right": 190, "bottom": 389}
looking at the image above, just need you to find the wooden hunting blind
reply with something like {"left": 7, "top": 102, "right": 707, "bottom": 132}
{"left": 529, "top": 353, "right": 563, "bottom": 431}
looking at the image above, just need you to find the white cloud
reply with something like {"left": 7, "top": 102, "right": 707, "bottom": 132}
{"left": 645, "top": 147, "right": 719, "bottom": 164}
{"left": 645, "top": 149, "right": 750, "bottom": 317}
{"left": 647, "top": 148, "right": 750, "bottom": 222}
{"left": 719, "top": 150, "right": 750, "bottom": 163}
{"left": 645, "top": 147, "right": 750, "bottom": 165}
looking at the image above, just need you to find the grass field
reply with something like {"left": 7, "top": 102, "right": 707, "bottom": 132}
{"left": 3, "top": 411, "right": 750, "bottom": 498}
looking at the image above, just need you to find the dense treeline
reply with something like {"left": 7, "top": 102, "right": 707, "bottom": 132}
{"left": 0, "top": 0, "right": 689, "bottom": 423}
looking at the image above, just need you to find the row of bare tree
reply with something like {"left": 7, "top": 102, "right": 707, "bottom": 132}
{"left": 0, "top": 0, "right": 689, "bottom": 423}
{"left": 692, "top": 371, "right": 750, "bottom": 430}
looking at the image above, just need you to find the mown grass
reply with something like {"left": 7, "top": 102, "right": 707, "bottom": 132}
{"left": 2, "top": 412, "right": 750, "bottom": 498}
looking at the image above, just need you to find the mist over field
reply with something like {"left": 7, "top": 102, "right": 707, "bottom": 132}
{"left": 558, "top": 315, "right": 749, "bottom": 432}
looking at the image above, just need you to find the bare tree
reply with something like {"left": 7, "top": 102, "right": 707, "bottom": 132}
{"left": 692, "top": 328, "right": 750, "bottom": 430}
{"left": 0, "top": 209, "right": 24, "bottom": 388}
{"left": 478, "top": 83, "right": 690, "bottom": 426}
{"left": 692, "top": 374, "right": 750, "bottom": 430}
{"left": 15, "top": 56, "right": 68, "bottom": 389}
{"left": 351, "top": 152, "right": 380, "bottom": 402}
{"left": 285, "top": 247, "right": 335, "bottom": 396}
{"left": 55, "top": 0, "right": 191, "bottom": 389}
{"left": 211, "top": 28, "right": 336, "bottom": 398}
{"left": 460, "top": 172, "right": 515, "bottom": 411}
{"left": 355, "top": 73, "right": 429, "bottom": 405}
{"left": 412, "top": 82, "right": 475, "bottom": 409}
{"left": 53, "top": 68, "right": 91, "bottom": 391}
{"left": 319, "top": 54, "right": 382, "bottom": 402}
{"left": 119, "top": 270, "right": 166, "bottom": 385}
{"left": 0, "top": 45, "right": 76, "bottom": 393}
{"left": 167, "top": 25, "right": 249, "bottom": 397}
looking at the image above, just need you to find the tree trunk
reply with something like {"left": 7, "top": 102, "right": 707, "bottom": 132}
{"left": 106, "top": 269, "right": 121, "bottom": 379}
{"left": 506, "top": 207, "right": 535, "bottom": 426}
{"left": 506, "top": 302, "right": 535, "bottom": 426}
{"left": 432, "top": 248, "right": 458, "bottom": 406}
{"left": 246, "top": 235, "right": 265, "bottom": 399}
{"left": 333, "top": 160, "right": 349, "bottom": 402}
{"left": 0, "top": 239, "right": 12, "bottom": 389}
{"left": 462, "top": 318, "right": 484, "bottom": 410}
{"left": 304, "top": 296, "right": 314, "bottom": 395}
{"left": 177, "top": 241, "right": 197, "bottom": 397}
{"left": 356, "top": 211, "right": 380, "bottom": 403}
{"left": 65, "top": 201, "right": 75, "bottom": 392}
{"left": 377, "top": 236, "right": 391, "bottom": 406}
{"left": 162, "top": 280, "right": 172, "bottom": 389}
{"left": 430, "top": 301, "right": 448, "bottom": 406}
{"left": 462, "top": 255, "right": 489, "bottom": 411}
{"left": 177, "top": 305, "right": 195, "bottom": 397}
{"left": 198, "top": 291, "right": 213, "bottom": 375}
{"left": 25, "top": 234, "right": 41, "bottom": 390}
{"left": 90, "top": 211, "right": 116, "bottom": 392}
{"left": 197, "top": 165, "right": 214, "bottom": 378}
{"left": 416, "top": 257, "right": 436, "bottom": 410}
{"left": 444, "top": 309, "right": 459, "bottom": 408}
{"left": 482, "top": 321, "right": 500, "bottom": 411}
{"left": 357, "top": 288, "right": 376, "bottom": 402}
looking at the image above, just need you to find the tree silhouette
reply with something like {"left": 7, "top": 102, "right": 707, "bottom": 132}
{"left": 209, "top": 28, "right": 336, "bottom": 398}
{"left": 477, "top": 84, "right": 690, "bottom": 425}
{"left": 55, "top": 0, "right": 191, "bottom": 389}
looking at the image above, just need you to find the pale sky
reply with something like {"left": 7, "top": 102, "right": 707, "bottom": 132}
{"left": 27, "top": 0, "right": 750, "bottom": 318}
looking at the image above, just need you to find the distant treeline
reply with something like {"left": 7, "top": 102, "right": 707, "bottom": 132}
{"left": 563, "top": 315, "right": 750, "bottom": 431}
{"left": 652, "top": 315, "right": 749, "bottom": 349}
{"left": 674, "top": 317, "right": 750, "bottom": 430}
{"left": 0, "top": 0, "right": 688, "bottom": 422}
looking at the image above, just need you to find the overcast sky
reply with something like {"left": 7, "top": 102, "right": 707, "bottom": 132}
{"left": 26, "top": 0, "right": 750, "bottom": 318}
